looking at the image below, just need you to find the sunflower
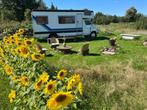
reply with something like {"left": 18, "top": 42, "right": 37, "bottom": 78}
{"left": 31, "top": 53, "right": 44, "bottom": 61}
{"left": 43, "top": 80, "right": 56, "bottom": 95}
{"left": 0, "top": 59, "right": 5, "bottom": 65}
{"left": 11, "top": 75, "right": 18, "bottom": 82}
{"left": 34, "top": 79, "right": 43, "bottom": 91}
{"left": 47, "top": 92, "right": 74, "bottom": 110}
{"left": 78, "top": 82, "right": 83, "bottom": 95}
{"left": 0, "top": 47, "right": 4, "bottom": 57}
{"left": 3, "top": 36, "right": 8, "bottom": 43}
{"left": 18, "top": 28, "right": 24, "bottom": 35}
{"left": 8, "top": 90, "right": 16, "bottom": 103}
{"left": 19, "top": 76, "right": 29, "bottom": 86}
{"left": 19, "top": 45, "right": 30, "bottom": 58}
{"left": 15, "top": 39, "right": 22, "bottom": 46}
{"left": 57, "top": 69, "right": 67, "bottom": 80}
{"left": 39, "top": 71, "right": 49, "bottom": 83}
{"left": 24, "top": 39, "right": 32, "bottom": 46}
{"left": 67, "top": 74, "right": 81, "bottom": 90}
{"left": 15, "top": 47, "right": 21, "bottom": 55}
{"left": 4, "top": 65, "right": 13, "bottom": 75}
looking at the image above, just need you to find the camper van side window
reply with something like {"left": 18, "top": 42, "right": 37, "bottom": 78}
{"left": 36, "top": 16, "right": 48, "bottom": 24}
{"left": 58, "top": 16, "right": 75, "bottom": 24}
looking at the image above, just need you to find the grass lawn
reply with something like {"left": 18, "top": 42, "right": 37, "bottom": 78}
{"left": 1, "top": 32, "right": 147, "bottom": 110}
{"left": 40, "top": 32, "right": 147, "bottom": 71}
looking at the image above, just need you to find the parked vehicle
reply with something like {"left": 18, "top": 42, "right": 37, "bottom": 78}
{"left": 32, "top": 9, "right": 98, "bottom": 39}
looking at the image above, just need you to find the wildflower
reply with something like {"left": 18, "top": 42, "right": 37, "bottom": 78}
{"left": 57, "top": 69, "right": 67, "bottom": 80}
{"left": 34, "top": 79, "right": 43, "bottom": 91}
{"left": 4, "top": 65, "right": 13, "bottom": 75}
{"left": 8, "top": 90, "right": 16, "bottom": 103}
{"left": 39, "top": 71, "right": 49, "bottom": 83}
{"left": 78, "top": 82, "right": 83, "bottom": 95}
{"left": 47, "top": 92, "right": 74, "bottom": 110}
{"left": 19, "top": 76, "right": 29, "bottom": 86}
{"left": 43, "top": 80, "right": 56, "bottom": 95}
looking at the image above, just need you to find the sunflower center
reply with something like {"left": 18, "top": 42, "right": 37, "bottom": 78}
{"left": 59, "top": 72, "right": 64, "bottom": 77}
{"left": 21, "top": 48, "right": 28, "bottom": 54}
{"left": 34, "top": 54, "right": 41, "bottom": 59}
{"left": 26, "top": 41, "right": 32, "bottom": 45}
{"left": 47, "top": 84, "right": 53, "bottom": 90}
{"left": 55, "top": 94, "right": 67, "bottom": 102}
{"left": 7, "top": 68, "right": 12, "bottom": 73}
{"left": 24, "top": 78, "right": 28, "bottom": 82}
{"left": 37, "top": 80, "right": 42, "bottom": 87}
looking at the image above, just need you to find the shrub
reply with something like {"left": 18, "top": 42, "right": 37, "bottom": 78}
{"left": 0, "top": 29, "right": 83, "bottom": 110}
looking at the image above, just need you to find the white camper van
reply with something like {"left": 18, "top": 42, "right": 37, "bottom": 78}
{"left": 32, "top": 9, "right": 98, "bottom": 39}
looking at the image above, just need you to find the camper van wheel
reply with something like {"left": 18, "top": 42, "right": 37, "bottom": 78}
{"left": 90, "top": 32, "right": 96, "bottom": 38}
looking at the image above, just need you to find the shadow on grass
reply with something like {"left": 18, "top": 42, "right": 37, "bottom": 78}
{"left": 81, "top": 53, "right": 100, "bottom": 56}
{"left": 46, "top": 54, "right": 53, "bottom": 57}
{"left": 37, "top": 36, "right": 110, "bottom": 44}
{"left": 88, "top": 53, "right": 100, "bottom": 56}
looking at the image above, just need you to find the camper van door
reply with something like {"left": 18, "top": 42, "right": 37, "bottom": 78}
{"left": 83, "top": 18, "right": 92, "bottom": 35}
{"left": 76, "top": 14, "right": 83, "bottom": 28}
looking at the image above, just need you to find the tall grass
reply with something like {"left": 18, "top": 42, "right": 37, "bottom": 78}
{"left": 135, "top": 16, "right": 147, "bottom": 30}
{"left": 98, "top": 23, "right": 147, "bottom": 35}
{"left": 75, "top": 62, "right": 147, "bottom": 110}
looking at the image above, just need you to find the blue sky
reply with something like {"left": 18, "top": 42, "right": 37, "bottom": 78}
{"left": 43, "top": 0, "right": 147, "bottom": 16}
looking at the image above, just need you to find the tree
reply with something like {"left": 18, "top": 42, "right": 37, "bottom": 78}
{"left": 37, "top": 0, "right": 48, "bottom": 10}
{"left": 125, "top": 7, "right": 137, "bottom": 22}
{"left": 112, "top": 15, "right": 119, "bottom": 23}
{"left": 50, "top": 2, "right": 57, "bottom": 10}
{"left": 0, "top": 0, "right": 41, "bottom": 21}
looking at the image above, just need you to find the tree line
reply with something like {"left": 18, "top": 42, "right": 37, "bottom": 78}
{"left": 0, "top": 1, "right": 147, "bottom": 30}
{"left": 93, "top": 7, "right": 147, "bottom": 29}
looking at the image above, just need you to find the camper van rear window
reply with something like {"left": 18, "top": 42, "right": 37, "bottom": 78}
{"left": 36, "top": 16, "right": 48, "bottom": 24}
{"left": 58, "top": 16, "right": 75, "bottom": 24}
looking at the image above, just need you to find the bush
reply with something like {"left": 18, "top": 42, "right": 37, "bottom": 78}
{"left": 0, "top": 29, "right": 83, "bottom": 110}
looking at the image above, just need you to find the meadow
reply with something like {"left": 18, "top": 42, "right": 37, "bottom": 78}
{"left": 1, "top": 25, "right": 147, "bottom": 110}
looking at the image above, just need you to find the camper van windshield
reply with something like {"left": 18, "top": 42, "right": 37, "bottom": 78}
{"left": 84, "top": 19, "right": 92, "bottom": 25}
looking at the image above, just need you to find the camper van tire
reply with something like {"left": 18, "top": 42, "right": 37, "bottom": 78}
{"left": 90, "top": 32, "right": 97, "bottom": 38}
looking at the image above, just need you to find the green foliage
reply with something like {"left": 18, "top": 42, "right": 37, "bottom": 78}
{"left": 0, "top": 0, "right": 47, "bottom": 21}
{"left": 93, "top": 12, "right": 119, "bottom": 25}
{"left": 125, "top": 7, "right": 137, "bottom": 22}
{"left": 24, "top": 9, "right": 32, "bottom": 21}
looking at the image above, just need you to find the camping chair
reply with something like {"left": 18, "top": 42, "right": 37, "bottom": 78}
{"left": 79, "top": 43, "right": 89, "bottom": 56}
{"left": 109, "top": 38, "right": 117, "bottom": 47}
{"left": 36, "top": 43, "right": 47, "bottom": 54}
{"left": 47, "top": 37, "right": 59, "bottom": 49}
